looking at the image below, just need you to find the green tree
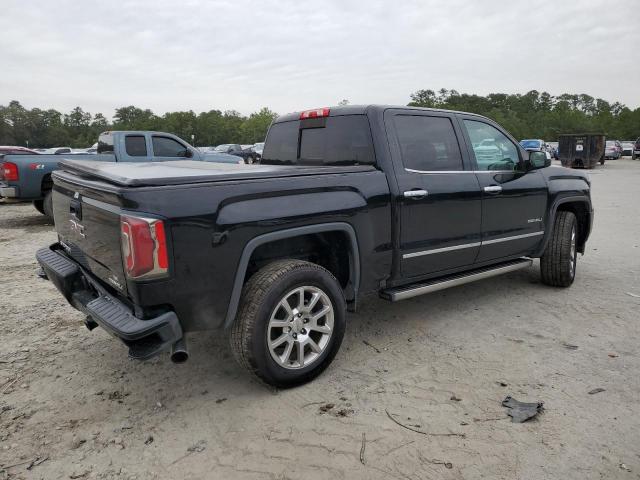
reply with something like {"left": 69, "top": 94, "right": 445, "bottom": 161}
{"left": 240, "top": 108, "right": 277, "bottom": 144}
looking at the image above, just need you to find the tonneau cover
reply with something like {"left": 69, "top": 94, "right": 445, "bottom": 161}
{"left": 58, "top": 160, "right": 376, "bottom": 187}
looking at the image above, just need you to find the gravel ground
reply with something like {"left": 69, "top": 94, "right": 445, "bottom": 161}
{"left": 1, "top": 158, "right": 639, "bottom": 480}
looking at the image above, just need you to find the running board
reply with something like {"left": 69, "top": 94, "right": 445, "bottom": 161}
{"left": 380, "top": 258, "right": 533, "bottom": 302}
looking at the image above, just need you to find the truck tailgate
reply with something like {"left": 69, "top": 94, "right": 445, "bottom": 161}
{"left": 53, "top": 174, "right": 129, "bottom": 295}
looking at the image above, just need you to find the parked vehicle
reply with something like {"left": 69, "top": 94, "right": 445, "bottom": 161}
{"left": 253, "top": 142, "right": 265, "bottom": 159}
{"left": 42, "top": 147, "right": 73, "bottom": 155}
{"left": 213, "top": 144, "right": 259, "bottom": 164}
{"left": 633, "top": 138, "right": 640, "bottom": 160}
{"left": 604, "top": 140, "right": 621, "bottom": 159}
{"left": 36, "top": 105, "right": 593, "bottom": 387}
{"left": 0, "top": 131, "right": 242, "bottom": 218}
{"left": 520, "top": 139, "right": 552, "bottom": 160}
{"left": 621, "top": 142, "right": 634, "bottom": 157}
{"left": 0, "top": 146, "right": 41, "bottom": 155}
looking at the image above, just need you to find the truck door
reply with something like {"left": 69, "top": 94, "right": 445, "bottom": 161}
{"left": 459, "top": 117, "right": 548, "bottom": 262}
{"left": 385, "top": 110, "right": 482, "bottom": 278}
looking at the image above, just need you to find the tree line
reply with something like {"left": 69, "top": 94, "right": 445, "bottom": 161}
{"left": 0, "top": 101, "right": 278, "bottom": 148}
{"left": 408, "top": 89, "right": 640, "bottom": 141}
{"left": 1, "top": 89, "right": 639, "bottom": 149}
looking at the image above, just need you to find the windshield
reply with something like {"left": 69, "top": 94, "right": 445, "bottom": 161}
{"left": 606, "top": 141, "right": 615, "bottom": 147}
{"left": 520, "top": 140, "right": 541, "bottom": 149}
{"left": 214, "top": 144, "right": 232, "bottom": 152}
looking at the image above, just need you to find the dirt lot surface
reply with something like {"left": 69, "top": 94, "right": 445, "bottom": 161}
{"left": 1, "top": 158, "right": 640, "bottom": 479}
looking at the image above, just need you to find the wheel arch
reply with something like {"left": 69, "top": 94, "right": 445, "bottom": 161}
{"left": 223, "top": 223, "right": 360, "bottom": 329}
{"left": 41, "top": 172, "right": 53, "bottom": 197}
{"left": 536, "top": 196, "right": 592, "bottom": 256}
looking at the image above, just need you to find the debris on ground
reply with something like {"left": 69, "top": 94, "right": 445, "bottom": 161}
{"left": 187, "top": 440, "right": 207, "bottom": 453}
{"left": 144, "top": 435, "right": 154, "bottom": 445}
{"left": 26, "top": 455, "right": 49, "bottom": 470}
{"left": 562, "top": 342, "right": 579, "bottom": 350}
{"left": 362, "top": 340, "right": 381, "bottom": 353}
{"left": 111, "top": 437, "right": 124, "bottom": 449}
{"left": 69, "top": 469, "right": 92, "bottom": 478}
{"left": 619, "top": 463, "right": 632, "bottom": 472}
{"left": 501, "top": 396, "right": 544, "bottom": 423}
{"left": 359, "top": 433, "right": 366, "bottom": 465}
{"left": 319, "top": 403, "right": 335, "bottom": 413}
{"left": 450, "top": 395, "right": 462, "bottom": 402}
{"left": 625, "top": 292, "right": 640, "bottom": 298}
{"left": 588, "top": 388, "right": 606, "bottom": 395}
{"left": 385, "top": 409, "right": 465, "bottom": 437}
{"left": 334, "top": 408, "right": 354, "bottom": 417}
{"left": 215, "top": 398, "right": 227, "bottom": 404}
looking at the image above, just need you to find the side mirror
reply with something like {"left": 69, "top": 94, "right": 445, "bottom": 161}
{"left": 528, "top": 151, "right": 550, "bottom": 170}
{"left": 185, "top": 149, "right": 193, "bottom": 158}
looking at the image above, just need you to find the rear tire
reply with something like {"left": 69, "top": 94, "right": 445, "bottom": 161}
{"left": 42, "top": 191, "right": 53, "bottom": 221}
{"left": 540, "top": 211, "right": 577, "bottom": 287}
{"left": 33, "top": 199, "right": 45, "bottom": 215}
{"left": 230, "top": 260, "right": 346, "bottom": 388}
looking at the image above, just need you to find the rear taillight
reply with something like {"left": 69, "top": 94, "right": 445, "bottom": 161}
{"left": 1, "top": 162, "right": 19, "bottom": 181}
{"left": 300, "top": 108, "right": 330, "bottom": 120}
{"left": 120, "top": 215, "right": 169, "bottom": 279}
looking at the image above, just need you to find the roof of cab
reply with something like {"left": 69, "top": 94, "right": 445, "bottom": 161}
{"left": 272, "top": 104, "right": 486, "bottom": 123}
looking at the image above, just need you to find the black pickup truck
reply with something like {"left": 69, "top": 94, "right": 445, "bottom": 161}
{"left": 36, "top": 105, "right": 593, "bottom": 387}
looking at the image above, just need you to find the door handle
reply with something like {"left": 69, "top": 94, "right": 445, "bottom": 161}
{"left": 403, "top": 189, "right": 428, "bottom": 199}
{"left": 483, "top": 185, "right": 502, "bottom": 194}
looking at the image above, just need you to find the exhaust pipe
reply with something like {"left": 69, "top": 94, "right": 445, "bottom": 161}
{"left": 170, "top": 338, "right": 189, "bottom": 364}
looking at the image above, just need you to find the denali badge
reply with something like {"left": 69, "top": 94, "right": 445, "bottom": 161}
{"left": 69, "top": 219, "right": 86, "bottom": 238}
{"left": 528, "top": 218, "right": 543, "bottom": 223}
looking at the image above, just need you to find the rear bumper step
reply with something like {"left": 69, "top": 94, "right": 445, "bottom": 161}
{"left": 36, "top": 245, "right": 182, "bottom": 360}
{"left": 381, "top": 258, "right": 533, "bottom": 301}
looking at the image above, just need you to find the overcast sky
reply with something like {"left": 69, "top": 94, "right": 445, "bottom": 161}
{"left": 1, "top": 0, "right": 638, "bottom": 117}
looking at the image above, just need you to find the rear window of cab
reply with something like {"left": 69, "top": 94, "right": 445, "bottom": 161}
{"left": 261, "top": 115, "right": 375, "bottom": 166}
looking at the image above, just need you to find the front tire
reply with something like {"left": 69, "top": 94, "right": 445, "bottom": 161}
{"left": 230, "top": 260, "right": 346, "bottom": 388}
{"left": 540, "top": 211, "right": 578, "bottom": 287}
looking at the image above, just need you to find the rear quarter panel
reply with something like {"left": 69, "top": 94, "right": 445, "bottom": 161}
{"left": 2, "top": 154, "right": 105, "bottom": 200}
{"left": 122, "top": 169, "right": 392, "bottom": 332}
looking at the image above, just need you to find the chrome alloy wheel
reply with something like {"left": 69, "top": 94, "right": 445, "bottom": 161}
{"left": 267, "top": 286, "right": 334, "bottom": 369}
{"left": 569, "top": 226, "right": 576, "bottom": 277}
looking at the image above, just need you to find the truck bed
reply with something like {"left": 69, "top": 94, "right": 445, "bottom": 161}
{"left": 58, "top": 159, "right": 377, "bottom": 187}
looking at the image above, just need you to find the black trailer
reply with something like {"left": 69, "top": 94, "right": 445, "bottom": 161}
{"left": 558, "top": 134, "right": 606, "bottom": 169}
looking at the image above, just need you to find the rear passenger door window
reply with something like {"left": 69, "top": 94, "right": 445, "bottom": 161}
{"left": 393, "top": 115, "right": 464, "bottom": 171}
{"left": 125, "top": 135, "right": 147, "bottom": 157}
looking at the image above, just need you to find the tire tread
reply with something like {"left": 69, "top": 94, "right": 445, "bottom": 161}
{"left": 540, "top": 211, "right": 576, "bottom": 287}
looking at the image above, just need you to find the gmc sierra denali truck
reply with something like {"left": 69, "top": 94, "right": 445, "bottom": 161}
{"left": 0, "top": 131, "right": 242, "bottom": 218}
{"left": 36, "top": 105, "right": 593, "bottom": 387}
